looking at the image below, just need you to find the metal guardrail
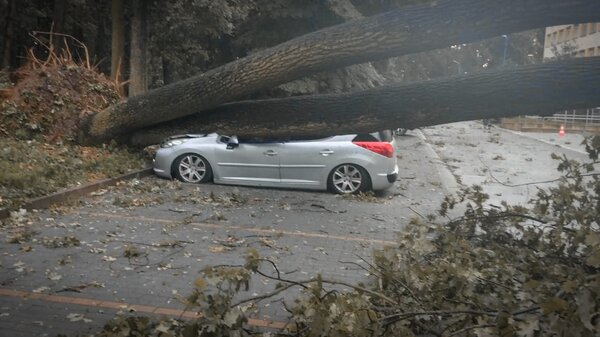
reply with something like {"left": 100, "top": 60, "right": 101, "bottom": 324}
{"left": 523, "top": 108, "right": 600, "bottom": 126}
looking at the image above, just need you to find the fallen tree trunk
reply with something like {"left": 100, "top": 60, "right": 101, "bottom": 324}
{"left": 87, "top": 0, "right": 600, "bottom": 142}
{"left": 130, "top": 57, "right": 600, "bottom": 146}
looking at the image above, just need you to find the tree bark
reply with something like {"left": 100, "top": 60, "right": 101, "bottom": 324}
{"left": 1, "top": 0, "right": 16, "bottom": 69}
{"left": 129, "top": 0, "right": 148, "bottom": 96}
{"left": 110, "top": 0, "right": 124, "bottom": 84}
{"left": 130, "top": 57, "right": 600, "bottom": 146}
{"left": 87, "top": 0, "right": 600, "bottom": 142}
{"left": 325, "top": 0, "right": 364, "bottom": 20}
{"left": 51, "top": 0, "right": 66, "bottom": 52}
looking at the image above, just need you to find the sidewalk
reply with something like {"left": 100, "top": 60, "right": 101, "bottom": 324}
{"left": 420, "top": 121, "right": 592, "bottom": 206}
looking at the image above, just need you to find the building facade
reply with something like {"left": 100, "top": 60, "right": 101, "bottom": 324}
{"left": 514, "top": 23, "right": 600, "bottom": 132}
{"left": 544, "top": 23, "right": 600, "bottom": 59}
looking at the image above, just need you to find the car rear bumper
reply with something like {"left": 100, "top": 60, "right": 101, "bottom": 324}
{"left": 372, "top": 164, "right": 398, "bottom": 191}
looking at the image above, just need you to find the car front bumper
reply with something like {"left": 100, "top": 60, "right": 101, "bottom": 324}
{"left": 153, "top": 147, "right": 178, "bottom": 179}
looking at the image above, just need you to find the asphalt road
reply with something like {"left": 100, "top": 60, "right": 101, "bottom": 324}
{"left": 0, "top": 132, "right": 448, "bottom": 336}
{"left": 3, "top": 122, "right": 592, "bottom": 336}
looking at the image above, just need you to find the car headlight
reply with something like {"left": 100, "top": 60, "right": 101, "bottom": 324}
{"left": 161, "top": 139, "right": 188, "bottom": 148}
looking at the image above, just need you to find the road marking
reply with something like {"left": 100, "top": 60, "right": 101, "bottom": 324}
{"left": 79, "top": 212, "right": 397, "bottom": 246}
{"left": 0, "top": 287, "right": 288, "bottom": 329}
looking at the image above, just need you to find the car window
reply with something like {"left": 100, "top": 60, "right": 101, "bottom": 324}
{"left": 238, "top": 137, "right": 283, "bottom": 144}
{"left": 353, "top": 134, "right": 379, "bottom": 142}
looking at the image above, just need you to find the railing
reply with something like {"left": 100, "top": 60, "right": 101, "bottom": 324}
{"left": 524, "top": 108, "right": 600, "bottom": 126}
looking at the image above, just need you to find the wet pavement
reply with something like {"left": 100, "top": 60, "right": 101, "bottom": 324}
{"left": 3, "top": 123, "right": 589, "bottom": 336}
{"left": 0, "top": 132, "right": 448, "bottom": 336}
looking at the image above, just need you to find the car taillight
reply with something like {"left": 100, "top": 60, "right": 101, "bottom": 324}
{"left": 352, "top": 141, "right": 394, "bottom": 158}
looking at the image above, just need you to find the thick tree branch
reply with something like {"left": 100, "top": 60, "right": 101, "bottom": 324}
{"left": 131, "top": 57, "right": 600, "bottom": 145}
{"left": 87, "top": 0, "right": 600, "bottom": 141}
{"left": 325, "top": 0, "right": 364, "bottom": 20}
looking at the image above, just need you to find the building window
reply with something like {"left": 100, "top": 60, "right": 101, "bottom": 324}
{"left": 565, "top": 26, "right": 572, "bottom": 40}
{"left": 586, "top": 48, "right": 594, "bottom": 57}
{"left": 558, "top": 29, "right": 564, "bottom": 42}
{"left": 545, "top": 34, "right": 552, "bottom": 48}
{"left": 573, "top": 24, "right": 580, "bottom": 38}
{"left": 580, "top": 23, "right": 588, "bottom": 37}
{"left": 596, "top": 47, "right": 600, "bottom": 56}
{"left": 589, "top": 23, "right": 597, "bottom": 34}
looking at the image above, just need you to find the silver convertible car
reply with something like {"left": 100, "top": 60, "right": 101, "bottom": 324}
{"left": 153, "top": 133, "right": 398, "bottom": 194}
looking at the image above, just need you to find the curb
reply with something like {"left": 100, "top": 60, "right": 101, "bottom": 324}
{"left": 414, "top": 129, "right": 461, "bottom": 194}
{"left": 0, "top": 167, "right": 153, "bottom": 220}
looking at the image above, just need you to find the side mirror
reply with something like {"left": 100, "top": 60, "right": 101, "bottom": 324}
{"left": 226, "top": 135, "right": 239, "bottom": 149}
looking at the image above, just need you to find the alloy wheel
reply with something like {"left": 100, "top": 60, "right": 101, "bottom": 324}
{"left": 178, "top": 154, "right": 207, "bottom": 183}
{"left": 332, "top": 164, "right": 362, "bottom": 193}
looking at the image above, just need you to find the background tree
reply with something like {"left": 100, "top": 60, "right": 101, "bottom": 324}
{"left": 1, "top": 0, "right": 17, "bottom": 69}
{"left": 128, "top": 0, "right": 148, "bottom": 96}
{"left": 51, "top": 0, "right": 66, "bottom": 51}
{"left": 110, "top": 0, "right": 124, "bottom": 85}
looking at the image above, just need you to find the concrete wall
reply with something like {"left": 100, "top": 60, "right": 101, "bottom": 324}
{"left": 500, "top": 117, "right": 600, "bottom": 134}
{"left": 544, "top": 23, "right": 600, "bottom": 59}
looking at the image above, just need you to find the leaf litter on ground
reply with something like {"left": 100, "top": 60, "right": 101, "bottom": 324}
{"left": 1, "top": 62, "right": 150, "bottom": 211}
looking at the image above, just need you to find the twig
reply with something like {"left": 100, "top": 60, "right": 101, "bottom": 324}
{"left": 320, "top": 278, "right": 398, "bottom": 305}
{"left": 339, "top": 260, "right": 371, "bottom": 273}
{"left": 448, "top": 324, "right": 495, "bottom": 337}
{"left": 257, "top": 258, "right": 282, "bottom": 280}
{"left": 310, "top": 203, "right": 346, "bottom": 214}
{"left": 29, "top": 31, "right": 92, "bottom": 70}
{"left": 381, "top": 309, "right": 497, "bottom": 327}
{"left": 447, "top": 212, "right": 548, "bottom": 227}
{"left": 113, "top": 239, "right": 194, "bottom": 247}
{"left": 414, "top": 320, "right": 442, "bottom": 337}
{"left": 512, "top": 306, "right": 540, "bottom": 316}
{"left": 475, "top": 276, "right": 512, "bottom": 291}
{"left": 231, "top": 282, "right": 297, "bottom": 308}
{"left": 408, "top": 206, "right": 426, "bottom": 220}
{"left": 355, "top": 254, "right": 422, "bottom": 305}
{"left": 255, "top": 269, "right": 309, "bottom": 290}
{"left": 320, "top": 289, "right": 339, "bottom": 301}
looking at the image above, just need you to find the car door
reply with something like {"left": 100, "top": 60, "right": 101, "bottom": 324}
{"left": 278, "top": 139, "right": 334, "bottom": 188}
{"left": 213, "top": 142, "right": 281, "bottom": 186}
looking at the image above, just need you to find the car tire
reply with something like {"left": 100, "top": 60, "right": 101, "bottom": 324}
{"left": 328, "top": 164, "right": 371, "bottom": 194}
{"left": 172, "top": 153, "right": 213, "bottom": 183}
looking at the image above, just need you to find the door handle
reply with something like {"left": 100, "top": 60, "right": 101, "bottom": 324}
{"left": 320, "top": 150, "right": 335, "bottom": 156}
{"left": 264, "top": 150, "right": 278, "bottom": 156}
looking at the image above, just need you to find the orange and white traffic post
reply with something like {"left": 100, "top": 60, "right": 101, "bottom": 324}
{"left": 559, "top": 125, "right": 565, "bottom": 137}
